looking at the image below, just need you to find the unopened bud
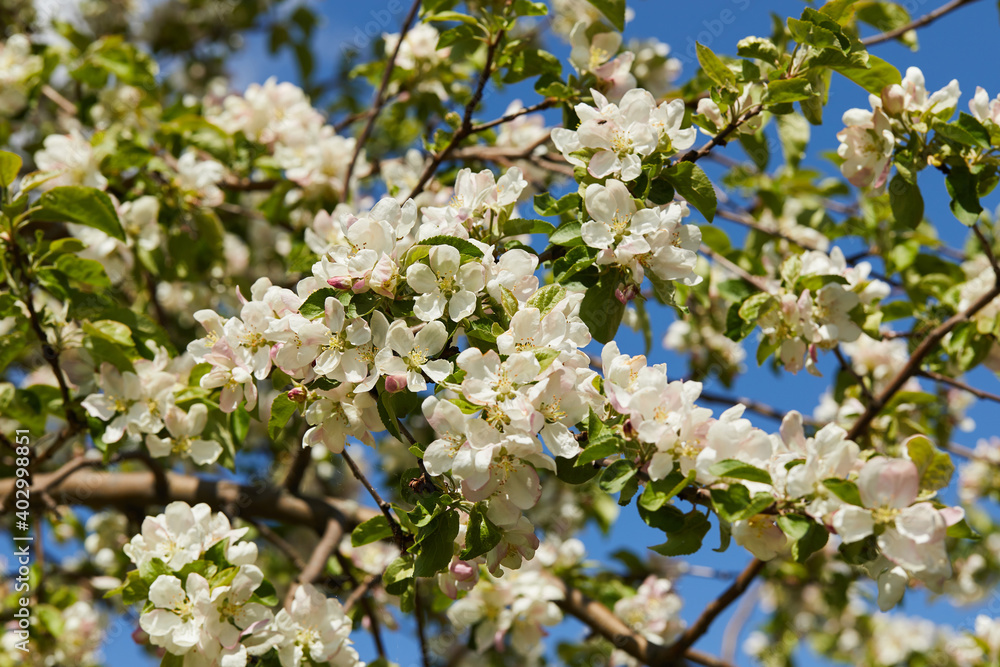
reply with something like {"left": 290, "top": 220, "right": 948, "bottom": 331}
{"left": 287, "top": 387, "right": 307, "bottom": 403}
{"left": 615, "top": 284, "right": 638, "bottom": 304}
{"left": 385, "top": 374, "right": 408, "bottom": 393}
{"left": 326, "top": 276, "right": 352, "bottom": 289}
{"left": 352, "top": 279, "right": 368, "bottom": 294}
{"left": 881, "top": 84, "right": 905, "bottom": 116}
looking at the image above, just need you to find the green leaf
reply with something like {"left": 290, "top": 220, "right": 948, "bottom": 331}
{"left": 556, "top": 453, "right": 602, "bottom": 484}
{"left": 888, "top": 174, "right": 924, "bottom": 229}
{"left": 639, "top": 470, "right": 694, "bottom": 511}
{"left": 710, "top": 484, "right": 775, "bottom": 522}
{"left": 738, "top": 292, "right": 776, "bottom": 323}
{"left": 419, "top": 235, "right": 484, "bottom": 258}
{"left": 708, "top": 459, "right": 772, "bottom": 485}
{"left": 765, "top": 78, "right": 815, "bottom": 104}
{"left": 267, "top": 393, "right": 297, "bottom": 440}
{"left": 945, "top": 164, "right": 984, "bottom": 226}
{"left": 0, "top": 151, "right": 22, "bottom": 188}
{"left": 579, "top": 270, "right": 626, "bottom": 344}
{"left": 383, "top": 556, "right": 415, "bottom": 595}
{"left": 599, "top": 459, "right": 636, "bottom": 494}
{"left": 584, "top": 0, "right": 625, "bottom": 30}
{"left": 696, "top": 43, "right": 736, "bottom": 91}
{"left": 460, "top": 504, "right": 503, "bottom": 560}
{"left": 54, "top": 254, "right": 111, "bottom": 288}
{"left": 822, "top": 478, "right": 863, "bottom": 506}
{"left": 649, "top": 511, "right": 711, "bottom": 557}
{"left": 832, "top": 55, "right": 902, "bottom": 95}
{"left": 777, "top": 514, "right": 829, "bottom": 562}
{"left": 505, "top": 218, "right": 555, "bottom": 236}
{"left": 661, "top": 163, "right": 717, "bottom": 222}
{"left": 946, "top": 517, "right": 980, "bottom": 540}
{"left": 353, "top": 515, "right": 394, "bottom": 547}
{"left": 413, "top": 510, "right": 459, "bottom": 577}
{"left": 36, "top": 186, "right": 125, "bottom": 241}
{"left": 736, "top": 36, "right": 782, "bottom": 66}
{"left": 526, "top": 284, "right": 567, "bottom": 315}
{"left": 549, "top": 220, "right": 585, "bottom": 247}
{"left": 904, "top": 435, "right": 954, "bottom": 492}
{"left": 534, "top": 191, "right": 582, "bottom": 217}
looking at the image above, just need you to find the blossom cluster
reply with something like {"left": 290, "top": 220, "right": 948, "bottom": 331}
{"left": 754, "top": 247, "right": 888, "bottom": 374}
{"left": 837, "top": 66, "right": 962, "bottom": 188}
{"left": 122, "top": 501, "right": 362, "bottom": 667}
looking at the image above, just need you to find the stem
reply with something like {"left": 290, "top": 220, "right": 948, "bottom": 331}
{"left": 861, "top": 0, "right": 979, "bottom": 46}
{"left": 341, "top": 449, "right": 407, "bottom": 549}
{"left": 408, "top": 26, "right": 507, "bottom": 200}
{"left": 342, "top": 0, "right": 422, "bottom": 201}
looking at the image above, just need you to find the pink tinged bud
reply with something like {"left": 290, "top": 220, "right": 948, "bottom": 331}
{"left": 326, "top": 276, "right": 352, "bottom": 289}
{"left": 132, "top": 628, "right": 149, "bottom": 645}
{"left": 808, "top": 344, "right": 819, "bottom": 364}
{"left": 615, "top": 284, "right": 638, "bottom": 304}
{"left": 385, "top": 374, "right": 408, "bottom": 393}
{"left": 287, "top": 387, "right": 307, "bottom": 403}
{"left": 352, "top": 279, "right": 368, "bottom": 293}
{"left": 451, "top": 560, "right": 476, "bottom": 581}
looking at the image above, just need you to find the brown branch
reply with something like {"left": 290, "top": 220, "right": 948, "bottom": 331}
{"left": 861, "top": 0, "right": 979, "bottom": 46}
{"left": 244, "top": 517, "right": 307, "bottom": 571}
{"left": 467, "top": 98, "right": 557, "bottom": 134}
{"left": 697, "top": 390, "right": 819, "bottom": 428}
{"left": 341, "top": 450, "right": 407, "bottom": 549}
{"left": 41, "top": 85, "right": 78, "bottom": 116}
{"left": 342, "top": 573, "right": 380, "bottom": 613}
{"left": 408, "top": 26, "right": 507, "bottom": 200}
{"left": 342, "top": 0, "right": 422, "bottom": 200}
{"left": 414, "top": 582, "right": 431, "bottom": 667}
{"left": 686, "top": 650, "right": 737, "bottom": 667}
{"left": 917, "top": 368, "right": 1000, "bottom": 405}
{"left": 700, "top": 245, "right": 770, "bottom": 292}
{"left": 283, "top": 446, "right": 312, "bottom": 493}
{"left": 556, "top": 582, "right": 671, "bottom": 665}
{"left": 664, "top": 558, "right": 766, "bottom": 661}
{"left": 846, "top": 282, "right": 1000, "bottom": 441}
{"left": 679, "top": 105, "right": 763, "bottom": 165}
{"left": 335, "top": 552, "right": 388, "bottom": 659}
{"left": 285, "top": 517, "right": 344, "bottom": 608}
{"left": 0, "top": 469, "right": 375, "bottom": 532}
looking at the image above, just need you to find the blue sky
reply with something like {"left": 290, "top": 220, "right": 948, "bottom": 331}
{"left": 13, "top": 0, "right": 1000, "bottom": 665}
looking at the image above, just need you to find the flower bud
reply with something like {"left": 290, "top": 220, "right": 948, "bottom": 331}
{"left": 326, "top": 276, "right": 352, "bottom": 289}
{"left": 880, "top": 84, "right": 905, "bottom": 115}
{"left": 287, "top": 386, "right": 307, "bottom": 403}
{"left": 385, "top": 374, "right": 408, "bottom": 393}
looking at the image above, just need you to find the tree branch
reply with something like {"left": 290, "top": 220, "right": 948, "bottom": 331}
{"left": 0, "top": 469, "right": 375, "bottom": 532}
{"left": 861, "top": 0, "right": 979, "bottom": 46}
{"left": 679, "top": 105, "right": 762, "bottom": 165}
{"left": 408, "top": 26, "right": 507, "bottom": 199}
{"left": 664, "top": 558, "right": 766, "bottom": 661}
{"left": 917, "top": 368, "right": 1000, "bottom": 405}
{"left": 342, "top": 0, "right": 422, "bottom": 200}
{"left": 341, "top": 450, "right": 407, "bottom": 549}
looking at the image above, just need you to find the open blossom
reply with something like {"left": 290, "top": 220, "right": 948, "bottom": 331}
{"left": 175, "top": 149, "right": 226, "bottom": 206}
{"left": 0, "top": 35, "right": 44, "bottom": 115}
{"left": 420, "top": 167, "right": 527, "bottom": 240}
{"left": 406, "top": 245, "right": 485, "bottom": 322}
{"left": 568, "top": 22, "right": 636, "bottom": 101}
{"left": 553, "top": 88, "right": 694, "bottom": 182}
{"left": 613, "top": 576, "right": 684, "bottom": 666}
{"left": 384, "top": 23, "right": 450, "bottom": 70}
{"left": 33, "top": 129, "right": 108, "bottom": 190}
{"left": 832, "top": 455, "right": 962, "bottom": 583}
{"left": 247, "top": 584, "right": 361, "bottom": 667}
{"left": 374, "top": 320, "right": 452, "bottom": 392}
{"left": 836, "top": 106, "right": 894, "bottom": 188}
{"left": 145, "top": 403, "right": 223, "bottom": 465}
{"left": 82, "top": 361, "right": 177, "bottom": 443}
{"left": 302, "top": 384, "right": 382, "bottom": 450}
{"left": 208, "top": 77, "right": 324, "bottom": 147}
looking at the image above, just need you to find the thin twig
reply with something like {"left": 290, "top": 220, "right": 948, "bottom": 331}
{"left": 697, "top": 390, "right": 819, "bottom": 427}
{"left": 342, "top": 0, "right": 422, "bottom": 200}
{"left": 335, "top": 552, "right": 388, "bottom": 659}
{"left": 414, "top": 581, "right": 431, "bottom": 667}
{"left": 467, "top": 98, "right": 557, "bottom": 134}
{"left": 283, "top": 446, "right": 312, "bottom": 493}
{"left": 834, "top": 347, "right": 875, "bottom": 404}
{"left": 244, "top": 517, "right": 307, "bottom": 571}
{"left": 861, "top": 0, "right": 979, "bottom": 46}
{"left": 408, "top": 26, "right": 507, "bottom": 199}
{"left": 341, "top": 450, "right": 407, "bottom": 549}
{"left": 679, "top": 105, "right": 763, "bottom": 165}
{"left": 700, "top": 245, "right": 770, "bottom": 292}
{"left": 917, "top": 368, "right": 1000, "bottom": 404}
